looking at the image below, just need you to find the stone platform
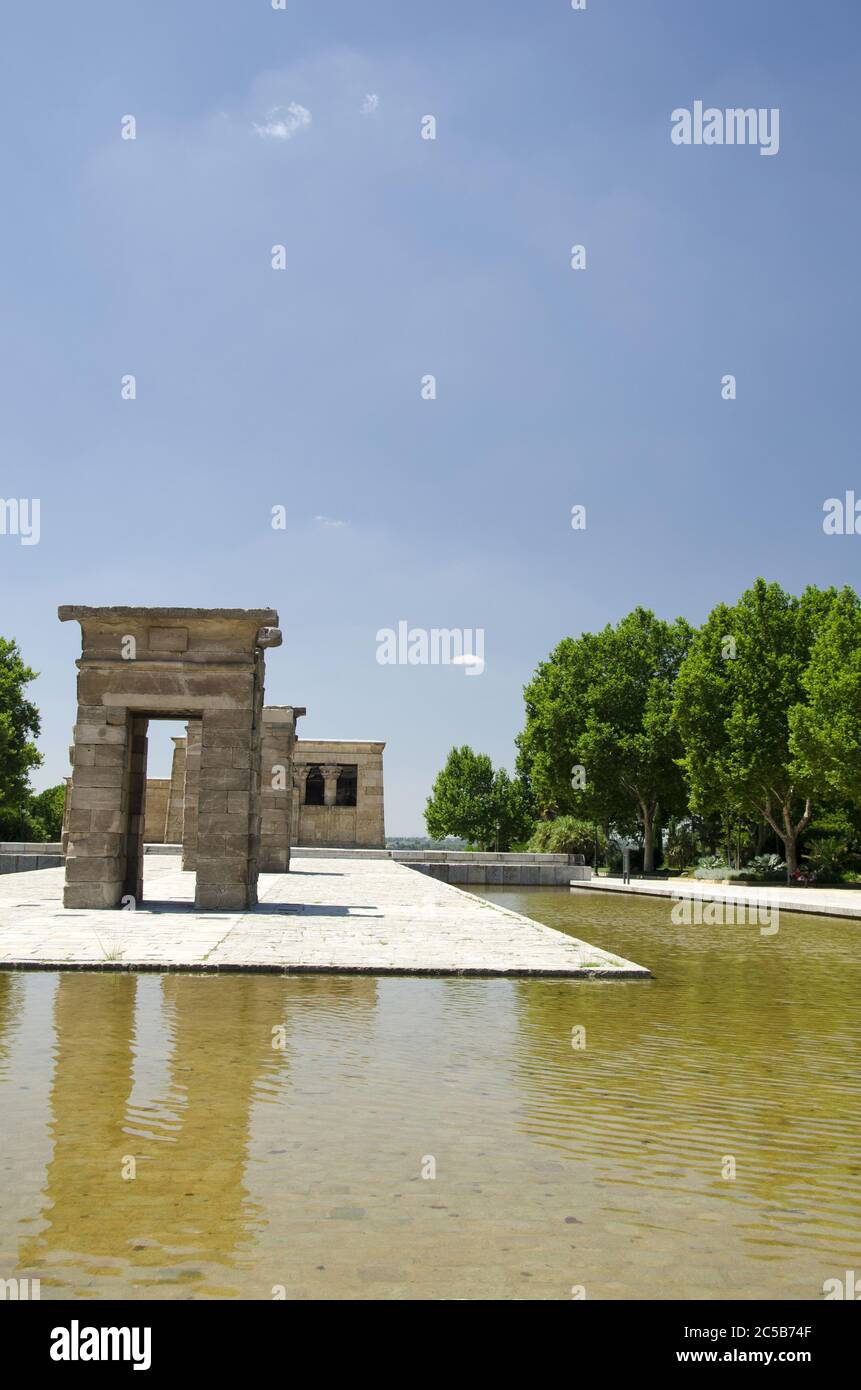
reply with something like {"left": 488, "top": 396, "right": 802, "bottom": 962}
{"left": 572, "top": 875, "right": 861, "bottom": 921}
{"left": 0, "top": 854, "right": 649, "bottom": 978}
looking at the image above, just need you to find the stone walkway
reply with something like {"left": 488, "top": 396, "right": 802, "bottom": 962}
{"left": 0, "top": 855, "right": 649, "bottom": 978}
{"left": 573, "top": 876, "right": 861, "bottom": 921}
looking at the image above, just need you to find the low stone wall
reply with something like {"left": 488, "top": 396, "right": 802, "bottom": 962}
{"left": 1, "top": 851, "right": 64, "bottom": 874}
{"left": 0, "top": 842, "right": 63, "bottom": 854}
{"left": 408, "top": 862, "right": 591, "bottom": 886}
{"left": 290, "top": 847, "right": 579, "bottom": 864}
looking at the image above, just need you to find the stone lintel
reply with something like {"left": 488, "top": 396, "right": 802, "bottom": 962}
{"left": 59, "top": 607, "right": 279, "bottom": 624}
{"left": 74, "top": 659, "right": 266, "bottom": 670}
{"left": 295, "top": 740, "right": 385, "bottom": 755}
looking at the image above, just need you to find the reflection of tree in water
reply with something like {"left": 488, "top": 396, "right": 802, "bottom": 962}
{"left": 18, "top": 971, "right": 377, "bottom": 1295}
{"left": 511, "top": 977, "right": 656, "bottom": 1167}
{"left": 0, "top": 971, "right": 24, "bottom": 1069}
{"left": 511, "top": 933, "right": 860, "bottom": 1226}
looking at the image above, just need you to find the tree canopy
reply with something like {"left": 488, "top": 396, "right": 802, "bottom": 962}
{"left": 424, "top": 745, "right": 532, "bottom": 850}
{"left": 673, "top": 578, "right": 838, "bottom": 874}
{"left": 517, "top": 607, "right": 693, "bottom": 870}
{"left": 790, "top": 586, "right": 861, "bottom": 806}
{"left": 0, "top": 637, "right": 43, "bottom": 837}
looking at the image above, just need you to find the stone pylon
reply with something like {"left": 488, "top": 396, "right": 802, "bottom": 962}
{"left": 60, "top": 607, "right": 281, "bottom": 911}
{"left": 258, "top": 706, "right": 302, "bottom": 872}
{"left": 164, "top": 736, "right": 187, "bottom": 844}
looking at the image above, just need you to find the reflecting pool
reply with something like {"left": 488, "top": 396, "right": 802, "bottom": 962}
{"left": 0, "top": 887, "right": 858, "bottom": 1299}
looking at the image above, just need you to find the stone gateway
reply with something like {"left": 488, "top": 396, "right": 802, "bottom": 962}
{"left": 60, "top": 606, "right": 281, "bottom": 911}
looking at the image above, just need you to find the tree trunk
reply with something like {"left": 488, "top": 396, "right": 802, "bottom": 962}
{"left": 642, "top": 804, "right": 655, "bottom": 872}
{"left": 757, "top": 795, "right": 811, "bottom": 883}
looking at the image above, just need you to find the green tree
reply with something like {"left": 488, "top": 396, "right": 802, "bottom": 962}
{"left": 518, "top": 608, "right": 693, "bottom": 870}
{"left": 0, "top": 638, "right": 42, "bottom": 838}
{"left": 27, "top": 784, "right": 66, "bottom": 841}
{"left": 425, "top": 746, "right": 531, "bottom": 850}
{"left": 673, "top": 578, "right": 838, "bottom": 878}
{"left": 790, "top": 586, "right": 861, "bottom": 805}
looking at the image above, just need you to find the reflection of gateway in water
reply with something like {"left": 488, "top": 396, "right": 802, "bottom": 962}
{"left": 17, "top": 973, "right": 376, "bottom": 1294}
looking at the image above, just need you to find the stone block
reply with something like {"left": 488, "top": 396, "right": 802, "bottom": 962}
{"left": 196, "top": 857, "right": 250, "bottom": 885}
{"left": 148, "top": 626, "right": 188, "bottom": 652}
{"left": 75, "top": 704, "right": 110, "bottom": 724}
{"left": 199, "top": 768, "right": 252, "bottom": 792}
{"left": 63, "top": 881, "right": 124, "bottom": 909}
{"left": 222, "top": 832, "right": 253, "bottom": 855}
{"left": 70, "top": 767, "right": 126, "bottom": 790}
{"left": 197, "top": 747, "right": 236, "bottom": 770}
{"left": 195, "top": 884, "right": 252, "bottom": 911}
{"left": 260, "top": 848, "right": 289, "bottom": 872}
{"left": 201, "top": 728, "right": 253, "bottom": 751}
{"left": 198, "top": 710, "right": 256, "bottom": 731}
{"left": 93, "top": 745, "right": 126, "bottom": 767}
{"left": 73, "top": 724, "right": 128, "bottom": 745}
{"left": 66, "top": 833, "right": 124, "bottom": 857}
{"left": 70, "top": 786, "right": 124, "bottom": 811}
{"left": 65, "top": 855, "right": 124, "bottom": 883}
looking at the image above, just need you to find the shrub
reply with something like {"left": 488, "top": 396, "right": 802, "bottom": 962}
{"left": 528, "top": 817, "right": 607, "bottom": 864}
{"left": 804, "top": 835, "right": 851, "bottom": 881}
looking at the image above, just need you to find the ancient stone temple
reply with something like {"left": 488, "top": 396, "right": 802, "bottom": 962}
{"left": 291, "top": 740, "right": 385, "bottom": 849}
{"left": 138, "top": 721, "right": 386, "bottom": 858}
{"left": 59, "top": 606, "right": 281, "bottom": 911}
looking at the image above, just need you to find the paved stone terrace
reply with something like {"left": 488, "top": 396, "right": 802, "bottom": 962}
{"left": 573, "top": 876, "right": 861, "bottom": 921}
{"left": 0, "top": 854, "right": 649, "bottom": 978}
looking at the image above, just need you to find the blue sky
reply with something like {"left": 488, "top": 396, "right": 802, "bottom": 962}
{"left": 2, "top": 0, "right": 860, "bottom": 832}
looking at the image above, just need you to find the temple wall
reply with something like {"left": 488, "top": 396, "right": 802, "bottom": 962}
{"left": 293, "top": 740, "right": 385, "bottom": 850}
{"left": 143, "top": 779, "right": 170, "bottom": 844}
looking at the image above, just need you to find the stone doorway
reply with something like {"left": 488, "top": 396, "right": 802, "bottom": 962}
{"left": 60, "top": 607, "right": 281, "bottom": 911}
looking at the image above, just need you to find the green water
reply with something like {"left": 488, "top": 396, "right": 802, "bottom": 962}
{"left": 0, "top": 887, "right": 858, "bottom": 1300}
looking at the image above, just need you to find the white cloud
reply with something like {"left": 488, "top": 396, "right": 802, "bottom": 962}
{"left": 360, "top": 93, "right": 379, "bottom": 115}
{"left": 253, "top": 102, "right": 312, "bottom": 140}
